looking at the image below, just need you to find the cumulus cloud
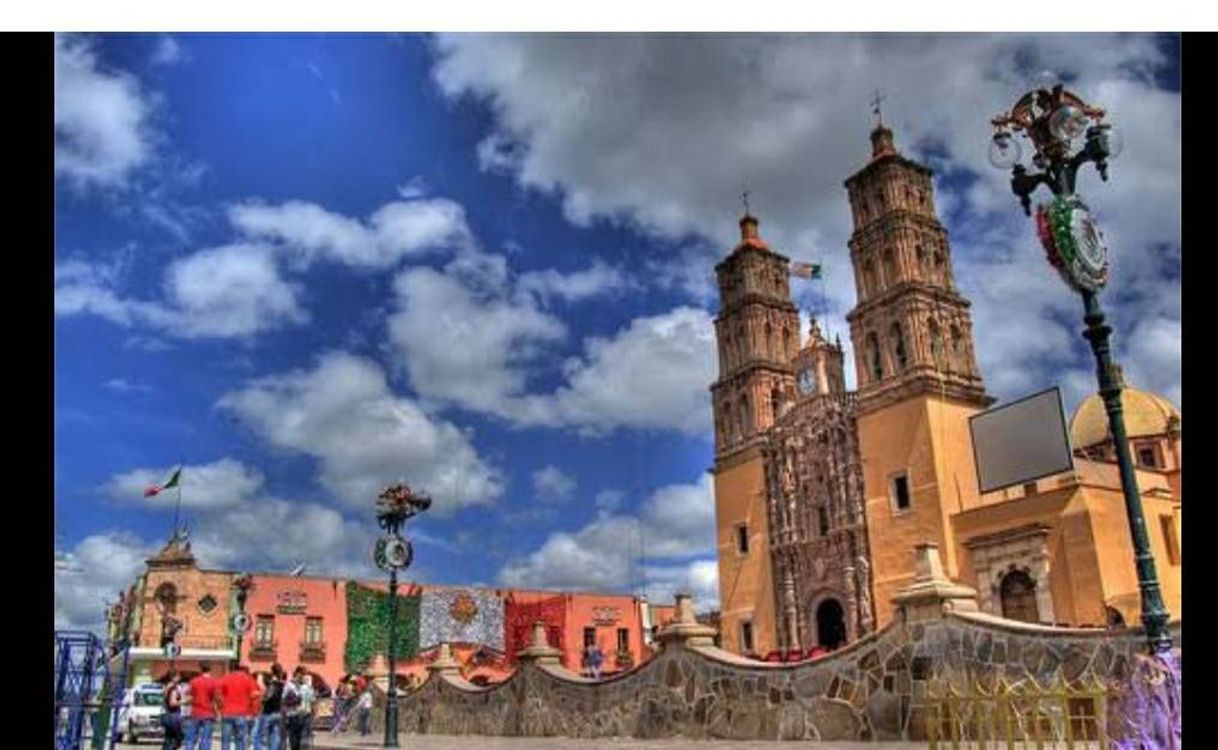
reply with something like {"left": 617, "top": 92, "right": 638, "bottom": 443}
{"left": 104, "top": 457, "right": 264, "bottom": 510}
{"left": 431, "top": 34, "right": 1180, "bottom": 409}
{"left": 217, "top": 351, "right": 503, "bottom": 512}
{"left": 498, "top": 473, "right": 717, "bottom": 607}
{"left": 55, "top": 532, "right": 155, "bottom": 631}
{"left": 229, "top": 197, "right": 475, "bottom": 270}
{"left": 54, "top": 243, "right": 308, "bottom": 339}
{"left": 55, "top": 34, "right": 153, "bottom": 189}
{"left": 517, "top": 260, "right": 636, "bottom": 304}
{"left": 532, "top": 465, "right": 576, "bottom": 503}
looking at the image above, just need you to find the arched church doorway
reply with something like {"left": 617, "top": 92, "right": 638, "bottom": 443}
{"left": 999, "top": 570, "right": 1039, "bottom": 623}
{"left": 815, "top": 599, "right": 847, "bottom": 649}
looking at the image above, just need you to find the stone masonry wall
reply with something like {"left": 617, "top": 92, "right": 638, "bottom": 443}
{"left": 375, "top": 612, "right": 1179, "bottom": 741}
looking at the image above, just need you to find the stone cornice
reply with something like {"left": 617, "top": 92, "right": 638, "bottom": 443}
{"left": 847, "top": 209, "right": 947, "bottom": 246}
{"left": 846, "top": 282, "right": 971, "bottom": 322}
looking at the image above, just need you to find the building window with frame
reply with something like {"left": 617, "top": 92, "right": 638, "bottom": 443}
{"left": 304, "top": 617, "right": 323, "bottom": 644}
{"left": 740, "top": 621, "right": 755, "bottom": 654}
{"left": 891, "top": 322, "right": 908, "bottom": 370}
{"left": 583, "top": 627, "right": 596, "bottom": 648}
{"left": 736, "top": 523, "right": 749, "bottom": 554}
{"left": 891, "top": 474, "right": 911, "bottom": 513}
{"left": 1161, "top": 515, "right": 1180, "bottom": 565}
{"left": 1138, "top": 444, "right": 1159, "bottom": 468}
{"left": 254, "top": 615, "right": 274, "bottom": 646}
{"left": 616, "top": 628, "right": 629, "bottom": 653}
{"left": 867, "top": 332, "right": 883, "bottom": 382}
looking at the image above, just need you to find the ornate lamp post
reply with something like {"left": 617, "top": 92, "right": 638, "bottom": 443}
{"left": 987, "top": 78, "right": 1172, "bottom": 655}
{"left": 373, "top": 483, "right": 431, "bottom": 747}
{"left": 230, "top": 573, "right": 254, "bottom": 664}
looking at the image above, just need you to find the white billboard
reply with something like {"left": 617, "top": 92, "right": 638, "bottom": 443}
{"left": 969, "top": 386, "right": 1075, "bottom": 494}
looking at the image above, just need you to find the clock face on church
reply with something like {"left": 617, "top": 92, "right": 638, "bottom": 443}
{"left": 798, "top": 367, "right": 817, "bottom": 395}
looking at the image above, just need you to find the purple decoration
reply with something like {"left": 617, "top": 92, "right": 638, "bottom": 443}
{"left": 1109, "top": 650, "right": 1182, "bottom": 749}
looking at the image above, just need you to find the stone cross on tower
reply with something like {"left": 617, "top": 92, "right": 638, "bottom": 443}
{"left": 871, "top": 89, "right": 885, "bottom": 126}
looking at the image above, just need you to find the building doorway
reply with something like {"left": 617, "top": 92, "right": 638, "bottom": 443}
{"left": 999, "top": 570, "right": 1040, "bottom": 623}
{"left": 815, "top": 599, "right": 847, "bottom": 649}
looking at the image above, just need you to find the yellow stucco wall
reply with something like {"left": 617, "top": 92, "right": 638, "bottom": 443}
{"left": 859, "top": 395, "right": 982, "bottom": 628}
{"left": 713, "top": 450, "right": 776, "bottom": 655}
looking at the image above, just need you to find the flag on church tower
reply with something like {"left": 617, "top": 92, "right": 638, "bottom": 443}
{"left": 143, "top": 466, "right": 182, "bottom": 497}
{"left": 790, "top": 261, "right": 822, "bottom": 279}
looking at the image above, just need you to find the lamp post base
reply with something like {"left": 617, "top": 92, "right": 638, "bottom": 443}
{"left": 383, "top": 694, "right": 399, "bottom": 747}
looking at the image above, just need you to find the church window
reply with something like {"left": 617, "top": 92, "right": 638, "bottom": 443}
{"left": 929, "top": 319, "right": 944, "bottom": 368}
{"left": 197, "top": 594, "right": 217, "bottom": 615}
{"left": 863, "top": 260, "right": 877, "bottom": 297}
{"left": 1137, "top": 444, "right": 1159, "bottom": 468}
{"left": 891, "top": 322, "right": 908, "bottom": 370}
{"left": 867, "top": 332, "right": 883, "bottom": 382}
{"left": 783, "top": 326, "right": 792, "bottom": 360}
{"left": 999, "top": 571, "right": 1040, "bottom": 623}
{"left": 882, "top": 247, "right": 898, "bottom": 287}
{"left": 771, "top": 388, "right": 782, "bottom": 421}
{"left": 740, "top": 621, "right": 755, "bottom": 654}
{"left": 915, "top": 244, "right": 926, "bottom": 276}
{"left": 765, "top": 322, "right": 774, "bottom": 359}
{"left": 739, "top": 396, "right": 750, "bottom": 436}
{"left": 736, "top": 523, "right": 750, "bottom": 554}
{"left": 950, "top": 325, "right": 965, "bottom": 369}
{"left": 891, "top": 474, "right": 911, "bottom": 512}
{"left": 1161, "top": 515, "right": 1180, "bottom": 565}
{"left": 817, "top": 506, "right": 830, "bottom": 536}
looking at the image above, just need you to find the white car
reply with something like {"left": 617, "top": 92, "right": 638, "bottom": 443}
{"left": 116, "top": 684, "right": 165, "bottom": 744}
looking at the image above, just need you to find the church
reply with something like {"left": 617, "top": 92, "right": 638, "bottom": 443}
{"left": 710, "top": 121, "right": 1182, "bottom": 658}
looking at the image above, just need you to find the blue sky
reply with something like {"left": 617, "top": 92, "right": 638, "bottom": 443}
{"left": 54, "top": 33, "right": 1180, "bottom": 631}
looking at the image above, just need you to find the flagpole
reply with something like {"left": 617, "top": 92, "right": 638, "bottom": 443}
{"left": 173, "top": 461, "right": 183, "bottom": 538}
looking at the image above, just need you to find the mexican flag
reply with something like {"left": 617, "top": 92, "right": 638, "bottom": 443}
{"left": 790, "top": 261, "right": 822, "bottom": 279}
{"left": 144, "top": 466, "right": 182, "bottom": 497}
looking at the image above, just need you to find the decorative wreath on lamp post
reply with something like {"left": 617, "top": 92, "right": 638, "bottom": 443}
{"left": 373, "top": 483, "right": 431, "bottom": 572}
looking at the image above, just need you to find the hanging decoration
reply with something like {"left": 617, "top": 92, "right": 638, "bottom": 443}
{"left": 343, "top": 581, "right": 420, "bottom": 672}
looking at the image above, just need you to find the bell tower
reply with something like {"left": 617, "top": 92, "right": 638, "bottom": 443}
{"left": 711, "top": 212, "right": 799, "bottom": 656}
{"left": 844, "top": 123, "right": 994, "bottom": 627}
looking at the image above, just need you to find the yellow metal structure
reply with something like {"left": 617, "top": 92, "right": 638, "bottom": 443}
{"left": 927, "top": 673, "right": 1113, "bottom": 749}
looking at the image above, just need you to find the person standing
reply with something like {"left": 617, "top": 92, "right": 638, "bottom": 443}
{"left": 253, "top": 663, "right": 285, "bottom": 750}
{"left": 282, "top": 668, "right": 316, "bottom": 750}
{"left": 218, "top": 663, "right": 261, "bottom": 750}
{"left": 589, "top": 642, "right": 604, "bottom": 680}
{"left": 185, "top": 663, "right": 219, "bottom": 750}
{"left": 161, "top": 671, "right": 185, "bottom": 750}
{"left": 354, "top": 686, "right": 373, "bottom": 737}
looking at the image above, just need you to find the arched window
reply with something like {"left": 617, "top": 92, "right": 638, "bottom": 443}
{"left": 817, "top": 505, "right": 830, "bottom": 536}
{"left": 928, "top": 319, "right": 944, "bottom": 368}
{"left": 155, "top": 583, "right": 178, "bottom": 614}
{"left": 736, "top": 326, "right": 747, "bottom": 363}
{"left": 866, "top": 332, "right": 883, "bottom": 382}
{"left": 863, "top": 260, "right": 877, "bottom": 297}
{"left": 723, "top": 400, "right": 733, "bottom": 440}
{"left": 782, "top": 326, "right": 792, "bottom": 360}
{"left": 934, "top": 250, "right": 945, "bottom": 284}
{"left": 765, "top": 322, "right": 774, "bottom": 360}
{"left": 882, "top": 247, "right": 898, "bottom": 288}
{"left": 915, "top": 244, "right": 927, "bottom": 277}
{"left": 951, "top": 325, "right": 966, "bottom": 370}
{"left": 999, "top": 571, "right": 1040, "bottom": 623}
{"left": 739, "top": 395, "right": 750, "bottom": 437}
{"left": 891, "top": 322, "right": 908, "bottom": 370}
{"left": 771, "top": 388, "right": 783, "bottom": 422}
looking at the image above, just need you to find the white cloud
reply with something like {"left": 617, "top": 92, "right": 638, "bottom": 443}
{"left": 431, "top": 34, "right": 1180, "bottom": 408}
{"left": 55, "top": 243, "right": 308, "bottom": 339}
{"left": 104, "top": 378, "right": 154, "bottom": 394}
{"left": 55, "top": 532, "right": 154, "bottom": 631}
{"left": 498, "top": 473, "right": 717, "bottom": 607}
{"left": 55, "top": 34, "right": 153, "bottom": 189}
{"left": 229, "top": 197, "right": 474, "bottom": 270}
{"left": 532, "top": 465, "right": 576, "bottom": 503}
{"left": 387, "top": 263, "right": 568, "bottom": 414}
{"left": 151, "top": 35, "right": 185, "bottom": 66}
{"left": 217, "top": 351, "right": 503, "bottom": 512}
{"left": 105, "top": 457, "right": 264, "bottom": 510}
{"left": 517, "top": 260, "right": 636, "bottom": 304}
{"left": 594, "top": 489, "right": 625, "bottom": 511}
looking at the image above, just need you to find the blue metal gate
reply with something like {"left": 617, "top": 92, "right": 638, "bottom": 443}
{"left": 54, "top": 631, "right": 129, "bottom": 750}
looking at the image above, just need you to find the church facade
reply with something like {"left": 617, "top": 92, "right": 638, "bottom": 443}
{"left": 712, "top": 122, "right": 1182, "bottom": 657}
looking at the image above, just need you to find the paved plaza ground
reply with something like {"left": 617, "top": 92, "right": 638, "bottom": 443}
{"left": 115, "top": 738, "right": 930, "bottom": 749}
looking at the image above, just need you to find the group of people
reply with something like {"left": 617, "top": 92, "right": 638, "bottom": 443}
{"left": 327, "top": 673, "right": 374, "bottom": 737}
{"left": 159, "top": 662, "right": 318, "bottom": 750}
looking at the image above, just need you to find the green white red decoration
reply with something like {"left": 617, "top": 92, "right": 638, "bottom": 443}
{"left": 1035, "top": 195, "right": 1109, "bottom": 293}
{"left": 143, "top": 466, "right": 182, "bottom": 497}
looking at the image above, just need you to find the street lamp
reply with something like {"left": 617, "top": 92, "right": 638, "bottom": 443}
{"left": 987, "top": 77, "right": 1171, "bottom": 655}
{"left": 231, "top": 573, "right": 254, "bottom": 665}
{"left": 373, "top": 483, "right": 431, "bottom": 747}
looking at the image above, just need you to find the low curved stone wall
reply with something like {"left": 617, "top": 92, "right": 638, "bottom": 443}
{"left": 371, "top": 613, "right": 1179, "bottom": 741}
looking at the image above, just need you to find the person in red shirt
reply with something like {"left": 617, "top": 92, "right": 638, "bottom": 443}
{"left": 217, "top": 663, "right": 261, "bottom": 750}
{"left": 184, "top": 663, "right": 219, "bottom": 750}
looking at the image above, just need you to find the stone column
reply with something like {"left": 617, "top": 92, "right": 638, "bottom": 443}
{"left": 1032, "top": 556, "right": 1055, "bottom": 624}
{"left": 656, "top": 593, "right": 718, "bottom": 650}
{"left": 782, "top": 568, "right": 800, "bottom": 653}
{"left": 891, "top": 543, "right": 979, "bottom": 623}
{"left": 516, "top": 621, "right": 562, "bottom": 666}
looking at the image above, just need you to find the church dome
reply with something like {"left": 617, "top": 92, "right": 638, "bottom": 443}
{"left": 1069, "top": 386, "right": 1180, "bottom": 449}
